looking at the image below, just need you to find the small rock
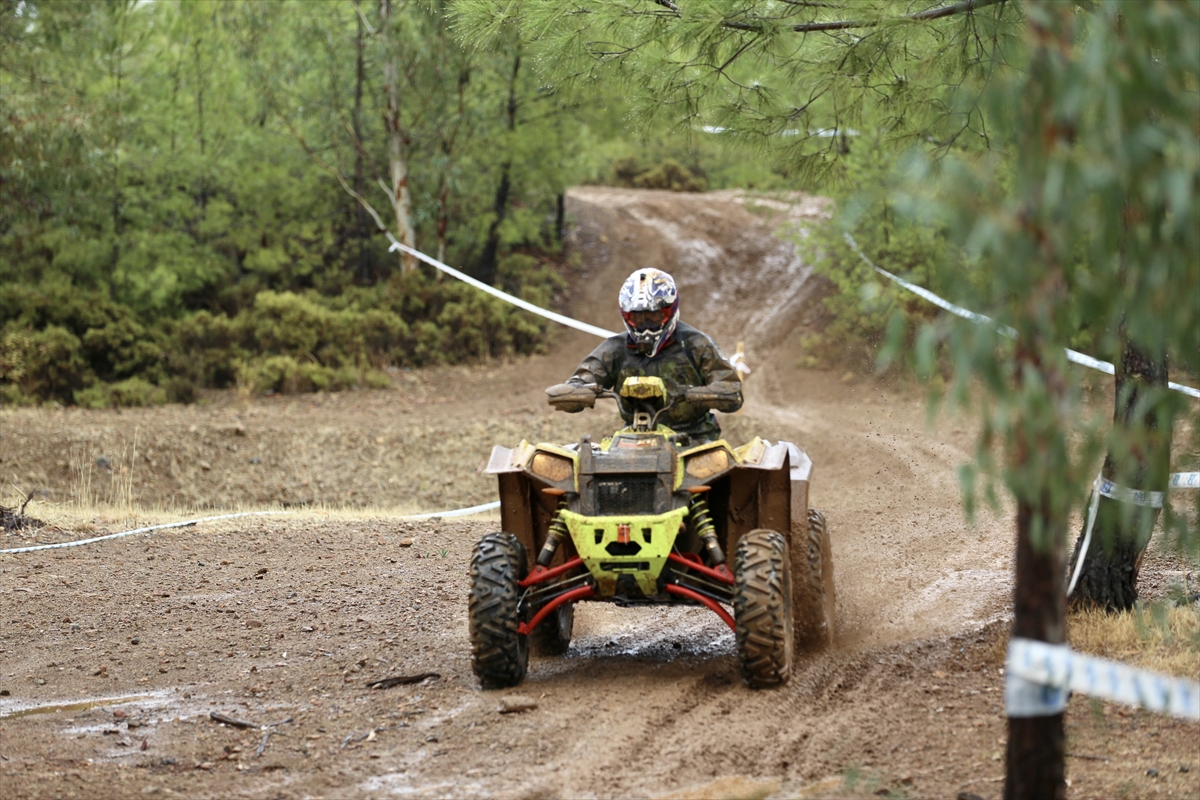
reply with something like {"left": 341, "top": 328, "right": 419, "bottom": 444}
{"left": 196, "top": 761, "right": 214, "bottom": 770}
{"left": 425, "top": 733, "right": 439, "bottom": 743}
{"left": 95, "top": 455, "right": 112, "bottom": 471}
{"left": 498, "top": 695, "right": 538, "bottom": 714}
{"left": 250, "top": 457, "right": 261, "bottom": 465}
{"left": 399, "top": 539, "right": 414, "bottom": 547}
{"left": 1146, "top": 768, "right": 1159, "bottom": 778}
{"left": 62, "top": 617, "right": 71, "bottom": 624}
{"left": 199, "top": 460, "right": 212, "bottom": 471}
{"left": 0, "top": 689, "right": 9, "bottom": 696}
{"left": 131, "top": 637, "right": 140, "bottom": 645}
{"left": 117, "top": 737, "right": 132, "bottom": 747}
{"left": 899, "top": 774, "right": 914, "bottom": 785}
{"left": 246, "top": 620, "right": 263, "bottom": 629}
{"left": 113, "top": 709, "right": 129, "bottom": 719}
{"left": 1180, "top": 764, "right": 1190, "bottom": 773}
{"left": 35, "top": 678, "right": 45, "bottom": 686}
{"left": 232, "top": 422, "right": 247, "bottom": 436}
{"left": 301, "top": 626, "right": 314, "bottom": 632}
{"left": 127, "top": 719, "right": 144, "bottom": 729}
{"left": 840, "top": 371, "right": 856, "bottom": 383}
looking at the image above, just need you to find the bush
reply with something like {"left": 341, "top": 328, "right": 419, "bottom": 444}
{"left": 611, "top": 158, "right": 709, "bottom": 192}
{"left": 1, "top": 248, "right": 563, "bottom": 406}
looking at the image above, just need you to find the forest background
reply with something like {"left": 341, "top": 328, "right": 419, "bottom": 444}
{"left": 1, "top": 0, "right": 776, "bottom": 408}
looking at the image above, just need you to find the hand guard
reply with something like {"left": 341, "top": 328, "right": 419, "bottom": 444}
{"left": 684, "top": 381, "right": 743, "bottom": 413}
{"left": 546, "top": 382, "right": 598, "bottom": 413}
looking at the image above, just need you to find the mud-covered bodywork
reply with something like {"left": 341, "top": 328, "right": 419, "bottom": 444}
{"left": 484, "top": 432, "right": 813, "bottom": 605}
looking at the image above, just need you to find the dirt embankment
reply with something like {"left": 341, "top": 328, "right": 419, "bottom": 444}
{"left": 1, "top": 188, "right": 1197, "bottom": 799}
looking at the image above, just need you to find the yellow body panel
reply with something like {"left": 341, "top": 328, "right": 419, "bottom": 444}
{"left": 561, "top": 507, "right": 688, "bottom": 596}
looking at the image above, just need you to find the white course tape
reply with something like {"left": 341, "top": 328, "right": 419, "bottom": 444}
{"left": 1067, "top": 469, "right": 1197, "bottom": 596}
{"left": 1170, "top": 471, "right": 1200, "bottom": 489}
{"left": 388, "top": 238, "right": 618, "bottom": 340}
{"left": 0, "top": 511, "right": 286, "bottom": 555}
{"left": 1066, "top": 476, "right": 1105, "bottom": 597}
{"left": 1096, "top": 478, "right": 1164, "bottom": 509}
{"left": 404, "top": 500, "right": 500, "bottom": 520}
{"left": 1007, "top": 637, "right": 1200, "bottom": 720}
{"left": 843, "top": 233, "right": 1200, "bottom": 399}
{"left": 0, "top": 501, "right": 502, "bottom": 555}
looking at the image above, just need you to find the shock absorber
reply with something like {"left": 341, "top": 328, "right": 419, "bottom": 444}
{"left": 689, "top": 496, "right": 726, "bottom": 566}
{"left": 536, "top": 501, "right": 570, "bottom": 567}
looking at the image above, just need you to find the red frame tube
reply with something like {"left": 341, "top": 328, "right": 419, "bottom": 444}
{"left": 665, "top": 583, "right": 735, "bottom": 632}
{"left": 518, "top": 585, "right": 595, "bottom": 636}
{"left": 519, "top": 556, "right": 585, "bottom": 588}
{"left": 667, "top": 552, "right": 735, "bottom": 586}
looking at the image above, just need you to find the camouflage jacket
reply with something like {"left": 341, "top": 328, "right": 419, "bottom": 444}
{"left": 567, "top": 321, "right": 742, "bottom": 442}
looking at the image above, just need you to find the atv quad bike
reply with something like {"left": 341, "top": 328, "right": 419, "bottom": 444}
{"left": 468, "top": 376, "right": 833, "bottom": 689}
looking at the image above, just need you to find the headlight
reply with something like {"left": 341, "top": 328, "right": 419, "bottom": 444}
{"left": 530, "top": 452, "right": 574, "bottom": 483}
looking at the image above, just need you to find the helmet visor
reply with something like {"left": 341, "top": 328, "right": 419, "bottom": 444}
{"left": 623, "top": 308, "right": 671, "bottom": 332}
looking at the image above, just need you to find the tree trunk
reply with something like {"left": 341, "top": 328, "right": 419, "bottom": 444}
{"left": 555, "top": 192, "right": 565, "bottom": 243}
{"left": 1006, "top": 497, "right": 1067, "bottom": 800}
{"left": 380, "top": 0, "right": 416, "bottom": 271}
{"left": 472, "top": 49, "right": 520, "bottom": 286}
{"left": 353, "top": 11, "right": 372, "bottom": 283}
{"left": 1067, "top": 327, "right": 1170, "bottom": 611}
{"left": 193, "top": 36, "right": 208, "bottom": 210}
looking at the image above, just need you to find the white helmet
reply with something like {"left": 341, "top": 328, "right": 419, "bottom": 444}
{"left": 618, "top": 269, "right": 679, "bottom": 357}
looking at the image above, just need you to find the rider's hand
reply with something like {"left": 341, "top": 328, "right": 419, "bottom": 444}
{"left": 684, "top": 382, "right": 743, "bottom": 412}
{"left": 546, "top": 382, "right": 597, "bottom": 413}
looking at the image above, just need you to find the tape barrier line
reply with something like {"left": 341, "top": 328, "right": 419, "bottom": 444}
{"left": 1067, "top": 469, "right": 1198, "bottom": 596}
{"left": 404, "top": 501, "right": 500, "bottom": 520}
{"left": 1170, "top": 472, "right": 1200, "bottom": 489}
{"left": 0, "top": 511, "right": 286, "bottom": 555}
{"left": 1006, "top": 637, "right": 1200, "bottom": 720}
{"left": 0, "top": 501, "right": 502, "bottom": 555}
{"left": 387, "top": 238, "right": 618, "bottom": 340}
{"left": 843, "top": 234, "right": 1200, "bottom": 399}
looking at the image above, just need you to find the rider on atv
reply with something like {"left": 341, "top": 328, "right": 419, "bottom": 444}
{"left": 546, "top": 269, "right": 743, "bottom": 443}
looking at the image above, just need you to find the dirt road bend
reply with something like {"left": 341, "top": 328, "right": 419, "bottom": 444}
{"left": 1, "top": 188, "right": 1196, "bottom": 799}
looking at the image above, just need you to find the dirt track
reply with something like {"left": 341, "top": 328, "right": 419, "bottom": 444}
{"left": 2, "top": 188, "right": 1198, "bottom": 799}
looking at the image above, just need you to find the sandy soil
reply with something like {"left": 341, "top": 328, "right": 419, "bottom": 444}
{"left": 1, "top": 187, "right": 1197, "bottom": 799}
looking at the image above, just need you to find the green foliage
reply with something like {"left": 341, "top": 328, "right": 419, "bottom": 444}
{"left": 1, "top": 0, "right": 592, "bottom": 407}
{"left": 795, "top": 129, "right": 961, "bottom": 366}
{"left": 893, "top": 1, "right": 1200, "bottom": 550}
{"left": 611, "top": 157, "right": 709, "bottom": 192}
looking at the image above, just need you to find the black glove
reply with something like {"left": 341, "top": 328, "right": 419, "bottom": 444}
{"left": 546, "top": 382, "right": 598, "bottom": 413}
{"left": 684, "top": 381, "right": 743, "bottom": 412}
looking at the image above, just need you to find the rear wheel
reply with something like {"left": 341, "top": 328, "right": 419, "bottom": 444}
{"left": 468, "top": 533, "right": 529, "bottom": 688}
{"left": 733, "top": 529, "right": 794, "bottom": 688}
{"left": 530, "top": 603, "right": 573, "bottom": 656}
{"left": 794, "top": 508, "right": 835, "bottom": 650}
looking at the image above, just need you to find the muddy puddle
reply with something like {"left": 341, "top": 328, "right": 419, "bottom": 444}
{"left": 0, "top": 691, "right": 167, "bottom": 721}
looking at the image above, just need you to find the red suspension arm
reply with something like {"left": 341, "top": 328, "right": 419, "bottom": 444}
{"left": 518, "top": 585, "right": 595, "bottom": 636}
{"left": 519, "top": 556, "right": 584, "bottom": 588}
{"left": 665, "top": 583, "right": 735, "bottom": 632}
{"left": 668, "top": 552, "right": 735, "bottom": 585}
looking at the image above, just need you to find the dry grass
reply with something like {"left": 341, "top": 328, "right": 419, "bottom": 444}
{"left": 1069, "top": 603, "right": 1200, "bottom": 679}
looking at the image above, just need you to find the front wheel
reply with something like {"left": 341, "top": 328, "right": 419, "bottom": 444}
{"left": 733, "top": 529, "right": 794, "bottom": 688}
{"left": 468, "top": 533, "right": 529, "bottom": 688}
